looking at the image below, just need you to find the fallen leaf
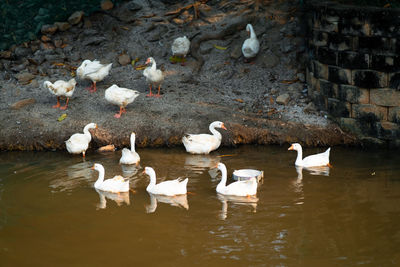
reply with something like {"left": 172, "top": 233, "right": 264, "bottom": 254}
{"left": 169, "top": 55, "right": 184, "bottom": 63}
{"left": 121, "top": 26, "right": 129, "bottom": 30}
{"left": 217, "top": 154, "right": 237, "bottom": 158}
{"left": 61, "top": 44, "right": 68, "bottom": 48}
{"left": 57, "top": 113, "right": 67, "bottom": 122}
{"left": 234, "top": 98, "right": 244, "bottom": 103}
{"left": 281, "top": 78, "right": 299, "bottom": 84}
{"left": 71, "top": 72, "right": 76, "bottom": 77}
{"left": 52, "top": 62, "right": 65, "bottom": 67}
{"left": 383, "top": 3, "right": 391, "bottom": 8}
{"left": 97, "top": 144, "right": 115, "bottom": 152}
{"left": 214, "top": 44, "right": 227, "bottom": 50}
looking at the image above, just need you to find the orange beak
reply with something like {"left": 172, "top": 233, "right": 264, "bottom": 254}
{"left": 288, "top": 145, "right": 294, "bottom": 151}
{"left": 145, "top": 58, "right": 151, "bottom": 64}
{"left": 90, "top": 165, "right": 95, "bottom": 170}
{"left": 95, "top": 124, "right": 98, "bottom": 129}
{"left": 221, "top": 123, "right": 227, "bottom": 130}
{"left": 142, "top": 170, "right": 146, "bottom": 174}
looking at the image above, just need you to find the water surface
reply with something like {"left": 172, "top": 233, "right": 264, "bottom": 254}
{"left": 1, "top": 146, "right": 400, "bottom": 266}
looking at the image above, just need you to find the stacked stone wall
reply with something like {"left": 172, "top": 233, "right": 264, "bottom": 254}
{"left": 306, "top": 1, "right": 400, "bottom": 144}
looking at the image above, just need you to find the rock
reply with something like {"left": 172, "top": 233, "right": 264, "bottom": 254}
{"left": 11, "top": 62, "right": 28, "bottom": 72}
{"left": 30, "top": 79, "right": 39, "bottom": 88}
{"left": 54, "top": 22, "right": 71, "bottom": 32}
{"left": 82, "top": 36, "right": 106, "bottom": 46}
{"left": 230, "top": 44, "right": 242, "bottom": 59}
{"left": 70, "top": 52, "right": 81, "bottom": 62}
{"left": 280, "top": 37, "right": 294, "bottom": 53}
{"left": 0, "top": 50, "right": 12, "bottom": 59}
{"left": 276, "top": 93, "right": 290, "bottom": 105}
{"left": 10, "top": 98, "right": 36, "bottom": 110}
{"left": 68, "top": 11, "right": 85, "bottom": 25}
{"left": 112, "top": 1, "right": 142, "bottom": 22}
{"left": 40, "top": 42, "right": 55, "bottom": 50}
{"left": 41, "top": 24, "right": 58, "bottom": 35}
{"left": 304, "top": 102, "right": 317, "bottom": 114}
{"left": 15, "top": 72, "right": 35, "bottom": 84}
{"left": 41, "top": 35, "right": 51, "bottom": 42}
{"left": 14, "top": 47, "right": 31, "bottom": 58}
{"left": 101, "top": 0, "right": 114, "bottom": 10}
{"left": 261, "top": 52, "right": 279, "bottom": 68}
{"left": 118, "top": 54, "right": 131, "bottom": 66}
{"left": 53, "top": 38, "right": 63, "bottom": 48}
{"left": 288, "top": 83, "right": 303, "bottom": 93}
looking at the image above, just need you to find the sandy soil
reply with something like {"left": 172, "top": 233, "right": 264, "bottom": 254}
{"left": 0, "top": 0, "right": 358, "bottom": 151}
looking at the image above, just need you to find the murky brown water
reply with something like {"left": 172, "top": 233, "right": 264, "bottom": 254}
{"left": 1, "top": 146, "right": 400, "bottom": 266}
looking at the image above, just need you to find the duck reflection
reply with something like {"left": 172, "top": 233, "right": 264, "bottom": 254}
{"left": 145, "top": 193, "right": 189, "bottom": 213}
{"left": 295, "top": 165, "right": 330, "bottom": 180}
{"left": 49, "top": 161, "right": 92, "bottom": 192}
{"left": 95, "top": 189, "right": 130, "bottom": 209}
{"left": 217, "top": 194, "right": 259, "bottom": 220}
{"left": 184, "top": 154, "right": 220, "bottom": 174}
{"left": 121, "top": 164, "right": 140, "bottom": 178}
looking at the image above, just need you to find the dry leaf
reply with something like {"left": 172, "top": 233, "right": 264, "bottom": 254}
{"left": 57, "top": 113, "right": 67, "bottom": 122}
{"left": 214, "top": 44, "right": 227, "bottom": 50}
{"left": 234, "top": 98, "right": 244, "bottom": 103}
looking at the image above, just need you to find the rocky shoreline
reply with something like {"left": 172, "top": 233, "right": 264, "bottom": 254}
{"left": 0, "top": 0, "right": 359, "bottom": 152}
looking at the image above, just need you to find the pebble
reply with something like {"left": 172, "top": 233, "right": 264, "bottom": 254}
{"left": 118, "top": 54, "right": 131, "bottom": 66}
{"left": 41, "top": 35, "right": 52, "bottom": 42}
{"left": 14, "top": 47, "right": 31, "bottom": 58}
{"left": 101, "top": 0, "right": 114, "bottom": 10}
{"left": 11, "top": 98, "right": 36, "bottom": 110}
{"left": 54, "top": 22, "right": 71, "bottom": 32}
{"left": 276, "top": 93, "right": 290, "bottom": 105}
{"left": 68, "top": 11, "right": 85, "bottom": 25}
{"left": 41, "top": 24, "right": 58, "bottom": 35}
{"left": 15, "top": 72, "right": 35, "bottom": 84}
{"left": 0, "top": 50, "right": 12, "bottom": 59}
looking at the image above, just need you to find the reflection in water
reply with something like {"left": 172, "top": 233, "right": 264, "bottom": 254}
{"left": 95, "top": 189, "right": 130, "bottom": 209}
{"left": 121, "top": 164, "right": 140, "bottom": 178}
{"left": 217, "top": 194, "right": 258, "bottom": 220}
{"left": 145, "top": 193, "right": 189, "bottom": 213}
{"left": 295, "top": 165, "right": 330, "bottom": 181}
{"left": 184, "top": 154, "right": 220, "bottom": 174}
{"left": 49, "top": 161, "right": 92, "bottom": 192}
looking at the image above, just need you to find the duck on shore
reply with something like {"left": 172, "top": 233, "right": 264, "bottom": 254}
{"left": 76, "top": 60, "right": 112, "bottom": 93}
{"left": 143, "top": 57, "right": 164, "bottom": 97}
{"left": 44, "top": 78, "right": 76, "bottom": 110}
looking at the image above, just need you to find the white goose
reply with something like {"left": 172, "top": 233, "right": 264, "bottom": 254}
{"left": 288, "top": 143, "right": 331, "bottom": 167}
{"left": 143, "top": 57, "right": 164, "bottom": 97}
{"left": 65, "top": 122, "right": 97, "bottom": 157}
{"left": 120, "top": 132, "right": 140, "bottom": 165}
{"left": 76, "top": 59, "right": 112, "bottom": 93}
{"left": 242, "top": 24, "right": 260, "bottom": 62}
{"left": 182, "top": 121, "right": 227, "bottom": 154}
{"left": 215, "top": 163, "right": 258, "bottom": 197}
{"left": 143, "top": 167, "right": 188, "bottom": 196}
{"left": 44, "top": 78, "right": 76, "bottom": 110}
{"left": 105, "top": 84, "right": 140, "bottom": 118}
{"left": 171, "top": 36, "right": 190, "bottom": 65}
{"left": 91, "top": 163, "right": 129, "bottom": 193}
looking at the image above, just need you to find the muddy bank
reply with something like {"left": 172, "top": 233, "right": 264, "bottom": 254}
{"left": 0, "top": 0, "right": 358, "bottom": 151}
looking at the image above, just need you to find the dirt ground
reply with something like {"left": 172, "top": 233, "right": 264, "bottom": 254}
{"left": 0, "top": 0, "right": 358, "bottom": 151}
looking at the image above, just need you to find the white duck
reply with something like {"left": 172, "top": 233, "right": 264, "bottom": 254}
{"left": 242, "top": 24, "right": 260, "bottom": 62}
{"left": 182, "top": 121, "right": 227, "bottom": 154}
{"left": 65, "top": 122, "right": 97, "bottom": 157}
{"left": 105, "top": 84, "right": 140, "bottom": 118}
{"left": 215, "top": 163, "right": 258, "bottom": 197}
{"left": 91, "top": 163, "right": 129, "bottom": 193}
{"left": 288, "top": 143, "right": 331, "bottom": 167}
{"left": 143, "top": 167, "right": 188, "bottom": 196}
{"left": 43, "top": 78, "right": 76, "bottom": 110}
{"left": 143, "top": 57, "right": 164, "bottom": 97}
{"left": 119, "top": 132, "right": 140, "bottom": 165}
{"left": 171, "top": 36, "right": 190, "bottom": 65}
{"left": 76, "top": 59, "right": 112, "bottom": 93}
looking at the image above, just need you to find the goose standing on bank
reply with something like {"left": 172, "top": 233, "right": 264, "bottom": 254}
{"left": 44, "top": 78, "right": 76, "bottom": 110}
{"left": 288, "top": 143, "right": 331, "bottom": 167}
{"left": 182, "top": 121, "right": 227, "bottom": 154}
{"left": 171, "top": 36, "right": 190, "bottom": 65}
{"left": 143, "top": 57, "right": 164, "bottom": 97}
{"left": 76, "top": 59, "right": 112, "bottom": 93}
{"left": 120, "top": 132, "right": 140, "bottom": 165}
{"left": 143, "top": 167, "right": 188, "bottom": 196}
{"left": 215, "top": 163, "right": 258, "bottom": 197}
{"left": 242, "top": 24, "right": 260, "bottom": 62}
{"left": 105, "top": 84, "right": 140, "bottom": 118}
{"left": 65, "top": 122, "right": 97, "bottom": 157}
{"left": 91, "top": 163, "right": 129, "bottom": 193}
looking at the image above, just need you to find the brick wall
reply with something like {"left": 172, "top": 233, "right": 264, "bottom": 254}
{"left": 306, "top": 1, "right": 400, "bottom": 145}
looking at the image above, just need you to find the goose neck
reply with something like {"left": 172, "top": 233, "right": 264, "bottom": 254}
{"left": 295, "top": 147, "right": 303, "bottom": 166}
{"left": 130, "top": 135, "right": 136, "bottom": 152}
{"left": 95, "top": 166, "right": 105, "bottom": 186}
{"left": 83, "top": 124, "right": 93, "bottom": 141}
{"left": 217, "top": 165, "right": 227, "bottom": 190}
{"left": 209, "top": 123, "right": 222, "bottom": 140}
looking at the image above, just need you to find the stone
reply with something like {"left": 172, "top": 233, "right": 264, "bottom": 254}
{"left": 40, "top": 42, "right": 55, "bottom": 50}
{"left": 352, "top": 70, "right": 387, "bottom": 88}
{"left": 297, "top": 73, "right": 305, "bottom": 82}
{"left": 82, "top": 36, "right": 107, "bottom": 46}
{"left": 313, "top": 60, "right": 328, "bottom": 80}
{"left": 261, "top": 52, "right": 279, "bottom": 68}
{"left": 319, "top": 79, "right": 337, "bottom": 98}
{"left": 230, "top": 45, "right": 242, "bottom": 59}
{"left": 101, "top": 0, "right": 114, "bottom": 10}
{"left": 10, "top": 98, "right": 36, "bottom": 110}
{"left": 68, "top": 11, "right": 85, "bottom": 25}
{"left": 280, "top": 37, "right": 294, "bottom": 53}
{"left": 338, "top": 51, "right": 370, "bottom": 69}
{"left": 41, "top": 35, "right": 51, "bottom": 42}
{"left": 389, "top": 73, "right": 400, "bottom": 90}
{"left": 41, "top": 24, "right": 58, "bottom": 35}
{"left": 327, "top": 98, "right": 350, "bottom": 117}
{"left": 0, "top": 50, "right": 12, "bottom": 59}
{"left": 14, "top": 47, "right": 31, "bottom": 58}
{"left": 118, "top": 54, "right": 131, "bottom": 66}
{"left": 15, "top": 72, "right": 35, "bottom": 84}
{"left": 388, "top": 107, "right": 400, "bottom": 123}
{"left": 352, "top": 104, "right": 387, "bottom": 121}
{"left": 54, "top": 22, "right": 71, "bottom": 32}
{"left": 316, "top": 47, "right": 337, "bottom": 65}
{"left": 339, "top": 117, "right": 362, "bottom": 135}
{"left": 313, "top": 31, "right": 328, "bottom": 46}
{"left": 328, "top": 66, "right": 351, "bottom": 84}
{"left": 304, "top": 102, "right": 317, "bottom": 114}
{"left": 376, "top": 121, "right": 400, "bottom": 140}
{"left": 288, "top": 83, "right": 303, "bottom": 93}
{"left": 370, "top": 89, "right": 400, "bottom": 107}
{"left": 338, "top": 85, "right": 369, "bottom": 104}
{"left": 53, "top": 39, "right": 63, "bottom": 48}
{"left": 276, "top": 93, "right": 290, "bottom": 105}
